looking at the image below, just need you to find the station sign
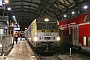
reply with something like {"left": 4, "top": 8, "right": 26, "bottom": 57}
{"left": 14, "top": 24, "right": 20, "bottom": 31}
{"left": 0, "top": 0, "right": 4, "bottom": 9}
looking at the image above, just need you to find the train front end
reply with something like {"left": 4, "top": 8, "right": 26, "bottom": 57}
{"left": 34, "top": 18, "right": 60, "bottom": 52}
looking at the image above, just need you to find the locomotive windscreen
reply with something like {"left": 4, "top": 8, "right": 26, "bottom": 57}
{"left": 36, "top": 18, "right": 58, "bottom": 30}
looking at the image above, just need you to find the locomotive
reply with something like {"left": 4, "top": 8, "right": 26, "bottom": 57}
{"left": 27, "top": 18, "right": 60, "bottom": 52}
{"left": 59, "top": 11, "right": 90, "bottom": 54}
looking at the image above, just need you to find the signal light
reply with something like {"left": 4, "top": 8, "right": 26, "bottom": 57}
{"left": 25, "top": 28, "right": 27, "bottom": 30}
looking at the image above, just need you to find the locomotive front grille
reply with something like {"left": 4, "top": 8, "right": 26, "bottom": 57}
{"left": 44, "top": 37, "right": 51, "bottom": 40}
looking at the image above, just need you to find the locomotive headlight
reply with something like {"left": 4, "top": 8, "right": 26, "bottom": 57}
{"left": 34, "top": 36, "right": 38, "bottom": 42}
{"left": 56, "top": 36, "right": 61, "bottom": 41}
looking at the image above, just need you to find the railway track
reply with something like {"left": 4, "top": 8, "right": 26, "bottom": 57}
{"left": 27, "top": 41, "right": 90, "bottom": 60}
{"left": 29, "top": 45, "right": 61, "bottom": 60}
{"left": 37, "top": 55, "right": 62, "bottom": 60}
{"left": 30, "top": 49, "right": 62, "bottom": 60}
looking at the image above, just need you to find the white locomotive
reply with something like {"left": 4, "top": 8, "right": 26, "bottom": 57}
{"left": 27, "top": 18, "right": 60, "bottom": 52}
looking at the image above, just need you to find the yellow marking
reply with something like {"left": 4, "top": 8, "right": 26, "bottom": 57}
{"left": 37, "top": 30, "right": 58, "bottom": 32}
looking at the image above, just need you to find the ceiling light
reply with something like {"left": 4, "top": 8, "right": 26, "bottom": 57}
{"left": 72, "top": 11, "right": 75, "bottom": 14}
{"left": 5, "top": 0, "right": 9, "bottom": 4}
{"left": 7, "top": 7, "right": 11, "bottom": 10}
{"left": 64, "top": 14, "right": 67, "bottom": 17}
{"left": 83, "top": 5, "right": 88, "bottom": 9}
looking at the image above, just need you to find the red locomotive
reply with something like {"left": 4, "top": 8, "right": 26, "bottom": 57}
{"left": 59, "top": 12, "right": 90, "bottom": 54}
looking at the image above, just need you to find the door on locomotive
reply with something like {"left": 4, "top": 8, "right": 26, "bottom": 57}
{"left": 88, "top": 37, "right": 90, "bottom": 46}
{"left": 72, "top": 25, "right": 79, "bottom": 46}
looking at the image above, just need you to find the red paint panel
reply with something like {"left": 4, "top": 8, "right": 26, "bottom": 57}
{"left": 80, "top": 24, "right": 90, "bottom": 36}
{"left": 78, "top": 14, "right": 85, "bottom": 24}
{"left": 79, "top": 24, "right": 90, "bottom": 46}
{"left": 59, "top": 14, "right": 85, "bottom": 27}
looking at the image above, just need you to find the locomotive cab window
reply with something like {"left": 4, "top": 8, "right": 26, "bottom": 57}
{"left": 83, "top": 15, "right": 88, "bottom": 23}
{"left": 37, "top": 22, "right": 57, "bottom": 30}
{"left": 48, "top": 22, "right": 58, "bottom": 30}
{"left": 37, "top": 23, "right": 44, "bottom": 30}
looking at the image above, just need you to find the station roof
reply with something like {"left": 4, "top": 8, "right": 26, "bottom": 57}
{"left": 2, "top": 0, "right": 90, "bottom": 30}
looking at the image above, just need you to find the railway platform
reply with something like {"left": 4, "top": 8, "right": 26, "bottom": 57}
{"left": 0, "top": 38, "right": 90, "bottom": 60}
{"left": 0, "top": 38, "right": 37, "bottom": 60}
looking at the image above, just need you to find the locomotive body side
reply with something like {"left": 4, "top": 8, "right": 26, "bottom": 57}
{"left": 59, "top": 12, "right": 90, "bottom": 53}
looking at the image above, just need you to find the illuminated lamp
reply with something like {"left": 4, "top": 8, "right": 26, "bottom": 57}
{"left": 7, "top": 7, "right": 11, "bottom": 11}
{"left": 44, "top": 18, "right": 49, "bottom": 22}
{"left": 13, "top": 15, "right": 15, "bottom": 18}
{"left": 83, "top": 5, "right": 88, "bottom": 9}
{"left": 72, "top": 11, "right": 75, "bottom": 14}
{"left": 64, "top": 14, "right": 67, "bottom": 17}
{"left": 5, "top": 0, "right": 9, "bottom": 4}
{"left": 25, "top": 28, "right": 27, "bottom": 30}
